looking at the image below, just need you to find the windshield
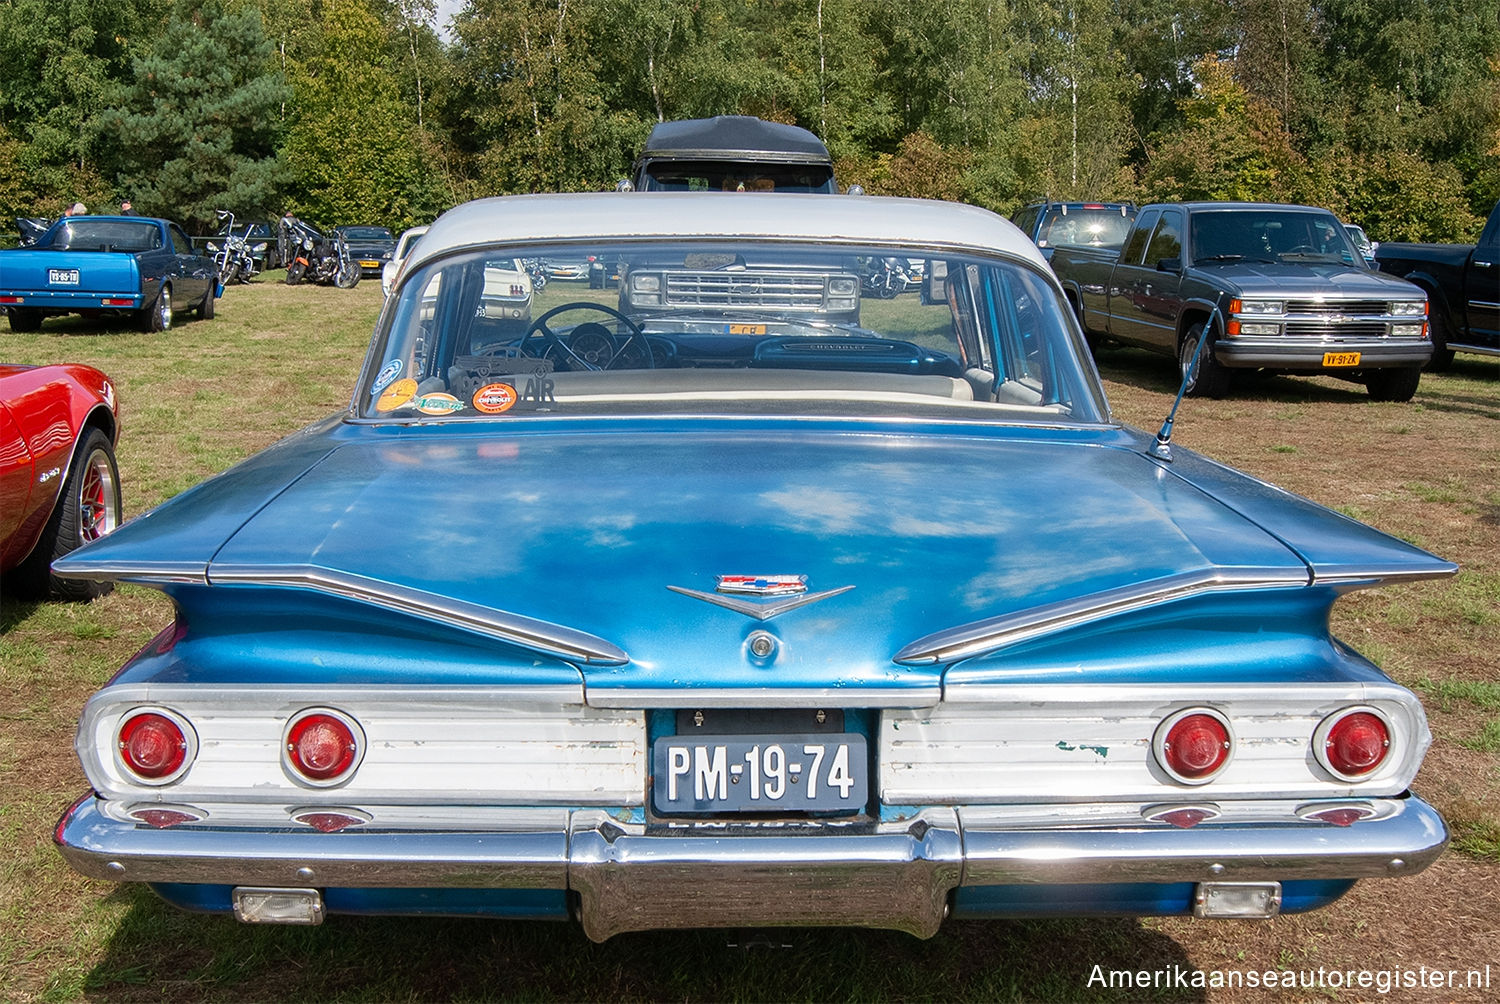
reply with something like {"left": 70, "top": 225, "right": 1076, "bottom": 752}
{"left": 361, "top": 240, "right": 1106, "bottom": 424}
{"left": 639, "top": 161, "right": 837, "bottom": 194}
{"left": 1191, "top": 210, "right": 1361, "bottom": 266}
{"left": 48, "top": 220, "right": 162, "bottom": 252}
{"left": 1036, "top": 207, "right": 1134, "bottom": 249}
{"left": 343, "top": 226, "right": 394, "bottom": 240}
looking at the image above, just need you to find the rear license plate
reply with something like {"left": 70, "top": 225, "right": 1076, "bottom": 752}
{"left": 360, "top": 259, "right": 380, "bottom": 268}
{"left": 653, "top": 733, "right": 867, "bottom": 814}
{"left": 1323, "top": 351, "right": 1360, "bottom": 367}
{"left": 48, "top": 268, "right": 80, "bottom": 285}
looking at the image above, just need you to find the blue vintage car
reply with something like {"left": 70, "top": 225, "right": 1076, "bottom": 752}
{"left": 53, "top": 193, "right": 1453, "bottom": 938}
{"left": 1, "top": 215, "right": 219, "bottom": 332}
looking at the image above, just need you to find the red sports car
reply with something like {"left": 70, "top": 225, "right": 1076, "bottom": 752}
{"left": 0, "top": 363, "right": 121, "bottom": 600}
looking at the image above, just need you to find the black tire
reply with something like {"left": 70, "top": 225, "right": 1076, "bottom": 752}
{"left": 221, "top": 261, "right": 240, "bottom": 287}
{"left": 1182, "top": 322, "right": 1230, "bottom": 396}
{"left": 1425, "top": 306, "right": 1454, "bottom": 371}
{"left": 137, "top": 286, "right": 171, "bottom": 332}
{"left": 335, "top": 262, "right": 361, "bottom": 288}
{"left": 7, "top": 307, "right": 42, "bottom": 332}
{"left": 286, "top": 260, "right": 305, "bottom": 285}
{"left": 196, "top": 280, "right": 216, "bottom": 320}
{"left": 6, "top": 428, "right": 121, "bottom": 601}
{"left": 1179, "top": 322, "right": 1231, "bottom": 398}
{"left": 1366, "top": 366, "right": 1422, "bottom": 402}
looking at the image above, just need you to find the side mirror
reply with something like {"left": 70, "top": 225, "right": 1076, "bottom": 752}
{"left": 1156, "top": 257, "right": 1182, "bottom": 273}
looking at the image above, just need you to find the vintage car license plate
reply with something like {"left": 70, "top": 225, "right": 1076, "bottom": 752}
{"left": 48, "top": 268, "right": 80, "bottom": 285}
{"left": 360, "top": 259, "right": 381, "bottom": 268}
{"left": 726, "top": 323, "right": 768, "bottom": 335}
{"left": 652, "top": 733, "right": 867, "bottom": 813}
{"left": 1322, "top": 351, "right": 1361, "bottom": 367}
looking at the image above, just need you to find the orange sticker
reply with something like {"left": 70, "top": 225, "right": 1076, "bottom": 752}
{"left": 473, "top": 382, "right": 518, "bottom": 414}
{"left": 414, "top": 392, "right": 463, "bottom": 415}
{"left": 375, "top": 377, "right": 418, "bottom": 412}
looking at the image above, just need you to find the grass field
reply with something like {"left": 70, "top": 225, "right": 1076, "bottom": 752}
{"left": 2, "top": 275, "right": 1497, "bottom": 1002}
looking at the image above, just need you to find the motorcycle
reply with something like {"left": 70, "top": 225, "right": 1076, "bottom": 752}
{"left": 16, "top": 217, "right": 51, "bottom": 247}
{"left": 278, "top": 215, "right": 360, "bottom": 288}
{"left": 205, "top": 211, "right": 266, "bottom": 285}
{"left": 861, "top": 256, "right": 914, "bottom": 299}
{"left": 521, "top": 258, "right": 549, "bottom": 293}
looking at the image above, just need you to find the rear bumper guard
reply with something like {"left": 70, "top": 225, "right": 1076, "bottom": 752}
{"left": 55, "top": 793, "right": 1448, "bottom": 941}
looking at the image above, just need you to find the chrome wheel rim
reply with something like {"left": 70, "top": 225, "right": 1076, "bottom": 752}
{"left": 77, "top": 448, "right": 119, "bottom": 544}
{"left": 157, "top": 291, "right": 171, "bottom": 329}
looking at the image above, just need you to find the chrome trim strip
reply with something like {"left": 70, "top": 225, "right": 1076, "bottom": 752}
{"left": 52, "top": 559, "right": 209, "bottom": 584}
{"left": 666, "top": 584, "right": 854, "bottom": 620}
{"left": 55, "top": 795, "right": 1447, "bottom": 937}
{"left": 207, "top": 564, "right": 628, "bottom": 665}
{"left": 1446, "top": 342, "right": 1500, "bottom": 357}
{"left": 895, "top": 568, "right": 1307, "bottom": 665}
{"left": 958, "top": 796, "right": 1447, "bottom": 885}
{"left": 1312, "top": 563, "right": 1458, "bottom": 587}
{"left": 583, "top": 685, "right": 940, "bottom": 709}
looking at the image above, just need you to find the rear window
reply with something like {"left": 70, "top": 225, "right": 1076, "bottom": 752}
{"left": 1036, "top": 207, "right": 1134, "bottom": 250}
{"left": 364, "top": 238, "right": 1105, "bottom": 425}
{"left": 48, "top": 221, "right": 162, "bottom": 253}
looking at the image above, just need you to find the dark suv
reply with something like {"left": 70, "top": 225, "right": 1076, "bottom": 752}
{"left": 628, "top": 116, "right": 838, "bottom": 194}
{"left": 1011, "top": 201, "right": 1135, "bottom": 259}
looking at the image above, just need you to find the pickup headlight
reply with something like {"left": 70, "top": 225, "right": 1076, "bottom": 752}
{"left": 1390, "top": 324, "right": 1425, "bottom": 338}
{"left": 828, "top": 277, "right": 858, "bottom": 296}
{"left": 632, "top": 274, "right": 661, "bottom": 293}
{"left": 1235, "top": 299, "right": 1285, "bottom": 315}
{"left": 1389, "top": 301, "right": 1426, "bottom": 316}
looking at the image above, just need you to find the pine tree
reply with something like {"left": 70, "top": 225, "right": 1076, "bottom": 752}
{"left": 98, "top": 0, "right": 288, "bottom": 228}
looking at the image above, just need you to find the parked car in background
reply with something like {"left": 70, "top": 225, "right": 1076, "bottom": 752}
{"left": 0, "top": 215, "right": 218, "bottom": 332}
{"left": 333, "top": 225, "right": 396, "bottom": 277}
{"left": 237, "top": 221, "right": 281, "bottom": 271}
{"left": 627, "top": 115, "right": 839, "bottom": 193}
{"left": 54, "top": 193, "right": 1453, "bottom": 939}
{"left": 1344, "top": 224, "right": 1376, "bottom": 263}
{"left": 1049, "top": 202, "right": 1432, "bottom": 400}
{"left": 0, "top": 363, "right": 121, "bottom": 600}
{"left": 1011, "top": 201, "right": 1135, "bottom": 260}
{"left": 380, "top": 225, "right": 428, "bottom": 298}
{"left": 1373, "top": 199, "right": 1500, "bottom": 369}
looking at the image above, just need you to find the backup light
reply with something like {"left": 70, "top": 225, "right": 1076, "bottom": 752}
{"left": 129, "top": 805, "right": 204, "bottom": 828}
{"left": 1153, "top": 709, "right": 1233, "bottom": 785}
{"left": 116, "top": 709, "right": 195, "bottom": 784}
{"left": 283, "top": 709, "right": 364, "bottom": 786}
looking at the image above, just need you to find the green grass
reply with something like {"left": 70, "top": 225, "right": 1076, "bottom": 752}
{"left": 2, "top": 281, "right": 1498, "bottom": 1000}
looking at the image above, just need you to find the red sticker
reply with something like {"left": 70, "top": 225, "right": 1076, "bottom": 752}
{"left": 473, "top": 382, "right": 518, "bottom": 414}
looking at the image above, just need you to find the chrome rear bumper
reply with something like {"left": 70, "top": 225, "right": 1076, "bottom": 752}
{"left": 56, "top": 794, "right": 1448, "bottom": 941}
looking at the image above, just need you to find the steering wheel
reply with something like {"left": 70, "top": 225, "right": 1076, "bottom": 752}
{"left": 1285, "top": 244, "right": 1317, "bottom": 255}
{"left": 518, "top": 301, "right": 653, "bottom": 371}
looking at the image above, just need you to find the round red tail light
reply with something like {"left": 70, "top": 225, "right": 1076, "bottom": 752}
{"left": 1316, "top": 709, "right": 1390, "bottom": 780}
{"left": 283, "top": 710, "right": 363, "bottom": 786}
{"left": 117, "top": 710, "right": 194, "bottom": 783}
{"left": 1154, "top": 709, "right": 1233, "bottom": 785}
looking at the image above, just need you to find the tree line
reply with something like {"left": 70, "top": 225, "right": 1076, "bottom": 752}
{"left": 2, "top": 0, "right": 1496, "bottom": 241}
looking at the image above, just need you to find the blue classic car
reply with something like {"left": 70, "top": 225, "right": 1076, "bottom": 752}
{"left": 53, "top": 193, "right": 1453, "bottom": 938}
{"left": 1, "top": 215, "right": 218, "bottom": 332}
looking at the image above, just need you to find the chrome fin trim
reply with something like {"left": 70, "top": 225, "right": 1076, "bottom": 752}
{"left": 895, "top": 568, "right": 1308, "bottom": 665}
{"left": 50, "top": 559, "right": 210, "bottom": 585}
{"left": 207, "top": 564, "right": 628, "bottom": 665}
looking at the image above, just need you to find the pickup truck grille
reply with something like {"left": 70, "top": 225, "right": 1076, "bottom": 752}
{"left": 665, "top": 271, "right": 832, "bottom": 310}
{"left": 1284, "top": 321, "right": 1390, "bottom": 338}
{"left": 1286, "top": 299, "right": 1390, "bottom": 316}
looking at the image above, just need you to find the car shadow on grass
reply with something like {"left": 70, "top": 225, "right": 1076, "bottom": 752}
{"left": 83, "top": 885, "right": 1205, "bottom": 1002}
{"left": 1092, "top": 346, "right": 1374, "bottom": 404}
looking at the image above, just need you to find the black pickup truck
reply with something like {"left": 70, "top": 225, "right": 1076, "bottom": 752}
{"left": 1049, "top": 202, "right": 1433, "bottom": 400}
{"left": 1373, "top": 200, "right": 1499, "bottom": 368}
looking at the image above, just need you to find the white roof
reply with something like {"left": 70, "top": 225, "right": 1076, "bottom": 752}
{"left": 405, "top": 192, "right": 1044, "bottom": 273}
